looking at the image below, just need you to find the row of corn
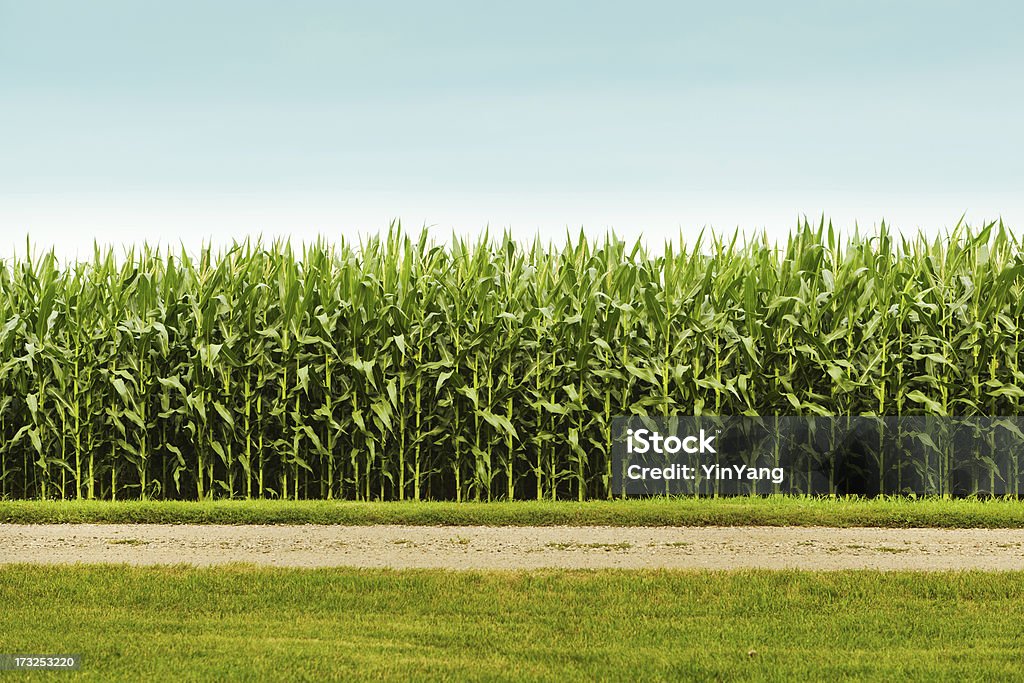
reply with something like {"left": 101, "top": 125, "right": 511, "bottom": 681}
{"left": 1, "top": 220, "right": 1022, "bottom": 500}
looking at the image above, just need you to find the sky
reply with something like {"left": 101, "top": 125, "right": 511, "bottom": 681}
{"left": 1, "top": 0, "right": 1022, "bottom": 258}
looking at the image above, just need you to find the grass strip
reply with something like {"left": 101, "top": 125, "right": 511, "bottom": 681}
{"left": 1, "top": 565, "right": 1023, "bottom": 681}
{"left": 2, "top": 496, "right": 1024, "bottom": 527}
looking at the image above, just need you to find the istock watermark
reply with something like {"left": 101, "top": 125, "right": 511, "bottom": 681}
{"left": 623, "top": 425, "right": 784, "bottom": 486}
{"left": 0, "top": 655, "right": 81, "bottom": 671}
{"left": 611, "top": 416, "right": 1024, "bottom": 497}
{"left": 625, "top": 427, "right": 718, "bottom": 454}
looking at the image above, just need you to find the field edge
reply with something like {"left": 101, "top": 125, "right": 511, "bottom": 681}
{"left": 3, "top": 496, "right": 1024, "bottom": 528}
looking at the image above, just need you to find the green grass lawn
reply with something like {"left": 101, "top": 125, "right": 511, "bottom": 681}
{"left": 0, "top": 566, "right": 1021, "bottom": 681}
{"left": 2, "top": 496, "right": 1024, "bottom": 527}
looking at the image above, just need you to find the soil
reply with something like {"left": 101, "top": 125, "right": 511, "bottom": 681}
{"left": 3, "top": 524, "right": 1024, "bottom": 570}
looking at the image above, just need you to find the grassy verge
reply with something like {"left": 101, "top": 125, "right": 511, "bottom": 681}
{"left": 1, "top": 565, "right": 1022, "bottom": 680}
{"left": 2, "top": 497, "right": 1024, "bottom": 527}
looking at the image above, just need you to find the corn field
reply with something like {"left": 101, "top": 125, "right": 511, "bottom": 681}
{"left": 2, "top": 221, "right": 1023, "bottom": 501}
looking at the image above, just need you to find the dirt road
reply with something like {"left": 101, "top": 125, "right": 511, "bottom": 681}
{"left": 4, "top": 524, "right": 1024, "bottom": 570}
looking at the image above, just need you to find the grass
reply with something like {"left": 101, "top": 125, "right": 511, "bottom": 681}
{"left": 545, "top": 542, "right": 634, "bottom": 551}
{"left": 3, "top": 496, "right": 1024, "bottom": 528}
{"left": 106, "top": 538, "right": 149, "bottom": 546}
{"left": 1, "top": 565, "right": 1023, "bottom": 681}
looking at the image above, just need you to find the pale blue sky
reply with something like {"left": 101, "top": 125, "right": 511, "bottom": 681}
{"left": 1, "top": 1, "right": 1022, "bottom": 255}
